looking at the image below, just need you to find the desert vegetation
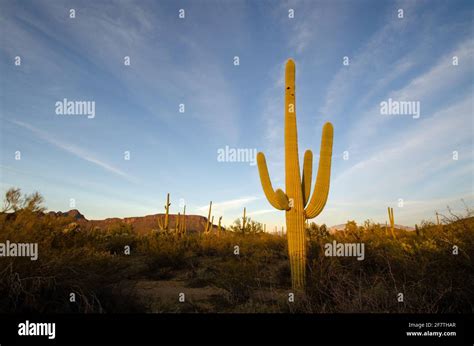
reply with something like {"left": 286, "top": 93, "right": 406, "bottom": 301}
{"left": 1, "top": 188, "right": 472, "bottom": 313}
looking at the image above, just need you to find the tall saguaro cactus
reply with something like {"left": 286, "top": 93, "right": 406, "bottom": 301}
{"left": 257, "top": 59, "right": 334, "bottom": 290}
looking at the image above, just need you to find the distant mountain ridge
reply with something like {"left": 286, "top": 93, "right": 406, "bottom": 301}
{"left": 46, "top": 209, "right": 214, "bottom": 234}
{"left": 45, "top": 210, "right": 416, "bottom": 235}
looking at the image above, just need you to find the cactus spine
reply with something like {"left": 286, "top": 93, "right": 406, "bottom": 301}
{"left": 257, "top": 59, "right": 334, "bottom": 290}
{"left": 388, "top": 207, "right": 395, "bottom": 238}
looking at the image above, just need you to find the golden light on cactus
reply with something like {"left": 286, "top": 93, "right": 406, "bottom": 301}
{"left": 388, "top": 207, "right": 395, "bottom": 238}
{"left": 204, "top": 201, "right": 212, "bottom": 234}
{"left": 176, "top": 212, "right": 181, "bottom": 236}
{"left": 217, "top": 216, "right": 223, "bottom": 237}
{"left": 242, "top": 207, "right": 246, "bottom": 233}
{"left": 182, "top": 205, "right": 186, "bottom": 235}
{"left": 257, "top": 59, "right": 334, "bottom": 290}
{"left": 157, "top": 193, "right": 171, "bottom": 231}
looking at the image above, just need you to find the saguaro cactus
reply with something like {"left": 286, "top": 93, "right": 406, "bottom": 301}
{"left": 388, "top": 207, "right": 395, "bottom": 238}
{"left": 217, "top": 216, "right": 223, "bottom": 237}
{"left": 158, "top": 193, "right": 171, "bottom": 231}
{"left": 242, "top": 207, "right": 247, "bottom": 233}
{"left": 182, "top": 205, "right": 186, "bottom": 235}
{"left": 257, "top": 59, "right": 334, "bottom": 290}
{"left": 204, "top": 201, "right": 212, "bottom": 234}
{"left": 175, "top": 212, "right": 181, "bottom": 236}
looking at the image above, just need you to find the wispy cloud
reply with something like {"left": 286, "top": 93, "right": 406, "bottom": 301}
{"left": 319, "top": 1, "right": 423, "bottom": 119}
{"left": 11, "top": 120, "right": 136, "bottom": 182}
{"left": 247, "top": 209, "right": 277, "bottom": 217}
{"left": 332, "top": 94, "right": 472, "bottom": 198}
{"left": 345, "top": 38, "right": 473, "bottom": 151}
{"left": 197, "top": 196, "right": 259, "bottom": 213}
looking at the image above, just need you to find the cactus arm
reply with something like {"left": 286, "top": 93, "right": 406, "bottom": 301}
{"left": 304, "top": 122, "right": 333, "bottom": 219}
{"left": 257, "top": 152, "right": 289, "bottom": 210}
{"left": 157, "top": 215, "right": 164, "bottom": 230}
{"left": 208, "top": 201, "right": 212, "bottom": 222}
{"left": 302, "top": 150, "right": 313, "bottom": 207}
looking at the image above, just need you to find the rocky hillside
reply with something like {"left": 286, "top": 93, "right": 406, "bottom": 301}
{"left": 46, "top": 209, "right": 214, "bottom": 234}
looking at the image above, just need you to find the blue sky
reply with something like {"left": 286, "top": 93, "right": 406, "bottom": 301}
{"left": 0, "top": 0, "right": 472, "bottom": 229}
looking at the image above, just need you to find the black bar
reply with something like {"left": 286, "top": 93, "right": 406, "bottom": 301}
{"left": 0, "top": 313, "right": 472, "bottom": 345}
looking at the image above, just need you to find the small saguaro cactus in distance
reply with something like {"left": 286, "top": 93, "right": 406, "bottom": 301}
{"left": 257, "top": 59, "right": 334, "bottom": 290}
{"left": 204, "top": 201, "right": 212, "bottom": 234}
{"left": 217, "top": 216, "right": 223, "bottom": 237}
{"left": 435, "top": 211, "right": 440, "bottom": 226}
{"left": 176, "top": 212, "right": 181, "bottom": 236}
{"left": 242, "top": 207, "right": 247, "bottom": 233}
{"left": 388, "top": 207, "right": 395, "bottom": 238}
{"left": 182, "top": 205, "right": 186, "bottom": 235}
{"left": 158, "top": 193, "right": 171, "bottom": 231}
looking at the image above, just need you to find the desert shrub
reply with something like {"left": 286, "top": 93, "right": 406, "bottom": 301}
{"left": 1, "top": 188, "right": 472, "bottom": 313}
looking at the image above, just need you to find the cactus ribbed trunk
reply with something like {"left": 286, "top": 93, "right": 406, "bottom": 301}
{"left": 284, "top": 60, "right": 306, "bottom": 289}
{"left": 388, "top": 207, "right": 395, "bottom": 239}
